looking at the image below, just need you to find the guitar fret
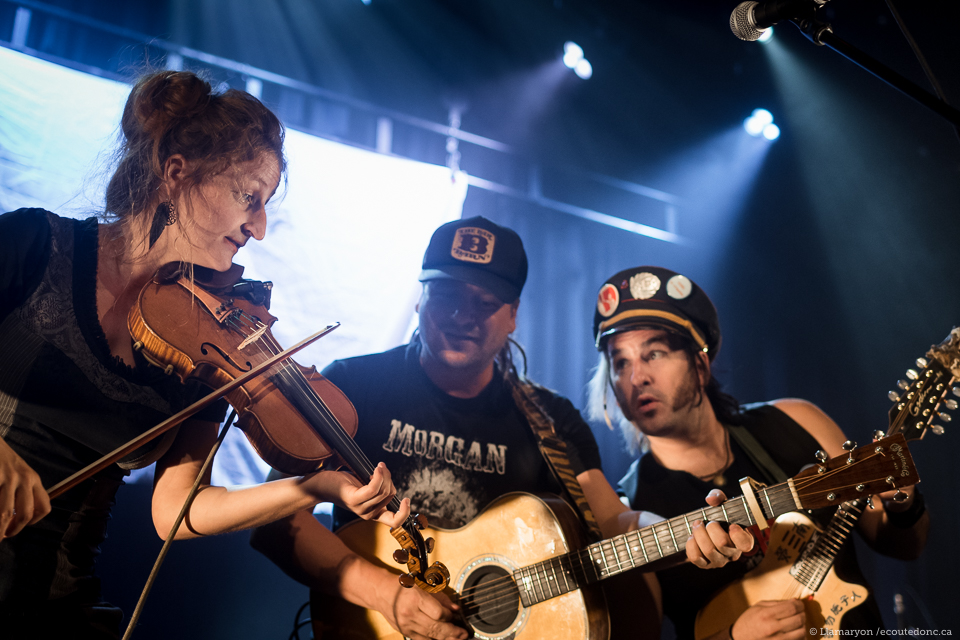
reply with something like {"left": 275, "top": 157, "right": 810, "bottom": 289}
{"left": 596, "top": 543, "right": 608, "bottom": 578}
{"left": 557, "top": 554, "right": 572, "bottom": 593}
{"left": 638, "top": 531, "right": 650, "bottom": 564}
{"left": 652, "top": 525, "right": 664, "bottom": 559}
{"left": 518, "top": 568, "right": 534, "bottom": 606}
{"left": 666, "top": 521, "right": 679, "bottom": 554}
{"left": 533, "top": 565, "right": 546, "bottom": 601}
{"left": 624, "top": 532, "right": 637, "bottom": 568}
{"left": 547, "top": 558, "right": 561, "bottom": 597}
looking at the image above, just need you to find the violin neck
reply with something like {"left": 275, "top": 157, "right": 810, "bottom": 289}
{"left": 274, "top": 368, "right": 403, "bottom": 512}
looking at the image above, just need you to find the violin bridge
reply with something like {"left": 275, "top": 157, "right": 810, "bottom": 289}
{"left": 238, "top": 322, "right": 269, "bottom": 350}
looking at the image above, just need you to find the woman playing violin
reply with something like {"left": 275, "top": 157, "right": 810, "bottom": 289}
{"left": 0, "top": 70, "right": 408, "bottom": 638}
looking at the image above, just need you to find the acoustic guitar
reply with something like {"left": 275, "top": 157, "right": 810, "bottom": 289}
{"left": 694, "top": 328, "right": 959, "bottom": 638}
{"left": 311, "top": 435, "right": 920, "bottom": 640}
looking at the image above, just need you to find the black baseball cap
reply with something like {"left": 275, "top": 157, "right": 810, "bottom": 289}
{"left": 593, "top": 266, "right": 721, "bottom": 359}
{"left": 419, "top": 216, "right": 528, "bottom": 303}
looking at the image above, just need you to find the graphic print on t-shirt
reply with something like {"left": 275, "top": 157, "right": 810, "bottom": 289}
{"left": 382, "top": 418, "right": 509, "bottom": 527}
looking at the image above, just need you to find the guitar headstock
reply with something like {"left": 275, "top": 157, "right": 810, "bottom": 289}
{"left": 793, "top": 433, "right": 920, "bottom": 510}
{"left": 390, "top": 513, "right": 450, "bottom": 594}
{"left": 887, "top": 327, "right": 960, "bottom": 442}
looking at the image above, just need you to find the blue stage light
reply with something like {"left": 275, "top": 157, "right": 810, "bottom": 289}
{"left": 758, "top": 27, "right": 774, "bottom": 43}
{"left": 563, "top": 42, "right": 584, "bottom": 69}
{"left": 575, "top": 59, "right": 593, "bottom": 80}
{"left": 744, "top": 109, "right": 778, "bottom": 139}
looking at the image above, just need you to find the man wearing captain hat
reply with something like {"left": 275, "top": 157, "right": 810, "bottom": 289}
{"left": 586, "top": 266, "right": 929, "bottom": 640}
{"left": 252, "top": 217, "right": 663, "bottom": 640}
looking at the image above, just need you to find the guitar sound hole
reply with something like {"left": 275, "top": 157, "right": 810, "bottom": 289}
{"left": 461, "top": 565, "right": 520, "bottom": 634}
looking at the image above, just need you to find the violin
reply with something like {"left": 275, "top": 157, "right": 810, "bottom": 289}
{"left": 128, "top": 263, "right": 359, "bottom": 476}
{"left": 52, "top": 263, "right": 449, "bottom": 594}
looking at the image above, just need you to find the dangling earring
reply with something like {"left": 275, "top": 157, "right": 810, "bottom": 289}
{"left": 602, "top": 401, "right": 615, "bottom": 431}
{"left": 149, "top": 200, "right": 177, "bottom": 248}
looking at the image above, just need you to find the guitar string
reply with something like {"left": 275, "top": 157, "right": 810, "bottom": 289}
{"left": 455, "top": 499, "right": 762, "bottom": 615}
{"left": 457, "top": 471, "right": 875, "bottom": 616}
{"left": 455, "top": 487, "right": 807, "bottom": 615}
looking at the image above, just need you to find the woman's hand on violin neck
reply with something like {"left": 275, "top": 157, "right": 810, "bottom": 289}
{"left": 308, "top": 462, "right": 410, "bottom": 528}
{"left": 0, "top": 436, "right": 52, "bottom": 539}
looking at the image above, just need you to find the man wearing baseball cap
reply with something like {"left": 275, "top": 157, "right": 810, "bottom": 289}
{"left": 252, "top": 218, "right": 660, "bottom": 640}
{"left": 587, "top": 266, "right": 929, "bottom": 640}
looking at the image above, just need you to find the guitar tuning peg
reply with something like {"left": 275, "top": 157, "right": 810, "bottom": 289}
{"left": 866, "top": 496, "right": 875, "bottom": 510}
{"left": 842, "top": 440, "right": 857, "bottom": 464}
{"left": 944, "top": 399, "right": 958, "bottom": 411}
{"left": 398, "top": 573, "right": 416, "bottom": 589}
{"left": 872, "top": 430, "right": 886, "bottom": 441}
{"left": 897, "top": 380, "right": 910, "bottom": 390}
{"left": 916, "top": 357, "right": 928, "bottom": 369}
{"left": 906, "top": 369, "right": 919, "bottom": 381}
{"left": 425, "top": 537, "right": 436, "bottom": 553}
{"left": 888, "top": 391, "right": 900, "bottom": 402}
{"left": 414, "top": 513, "right": 429, "bottom": 529}
{"left": 815, "top": 449, "right": 828, "bottom": 473}
{"left": 393, "top": 549, "right": 410, "bottom": 564}
{"left": 931, "top": 425, "right": 945, "bottom": 435}
{"left": 938, "top": 412, "right": 952, "bottom": 423}
{"left": 952, "top": 385, "right": 960, "bottom": 398}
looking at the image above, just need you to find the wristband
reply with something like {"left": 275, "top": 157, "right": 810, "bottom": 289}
{"left": 885, "top": 487, "right": 926, "bottom": 529}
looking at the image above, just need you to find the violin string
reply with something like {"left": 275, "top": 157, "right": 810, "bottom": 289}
{"left": 225, "top": 312, "right": 378, "bottom": 480}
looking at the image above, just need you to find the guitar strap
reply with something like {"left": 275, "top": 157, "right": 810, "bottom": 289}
{"left": 511, "top": 380, "right": 604, "bottom": 542}
{"left": 726, "top": 423, "right": 788, "bottom": 484}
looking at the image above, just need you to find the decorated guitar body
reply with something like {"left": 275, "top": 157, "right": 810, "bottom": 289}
{"left": 695, "top": 328, "right": 960, "bottom": 639}
{"left": 311, "top": 493, "right": 607, "bottom": 640}
{"left": 694, "top": 510, "right": 868, "bottom": 638}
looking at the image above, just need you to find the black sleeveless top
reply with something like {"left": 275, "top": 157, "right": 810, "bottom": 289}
{"left": 618, "top": 403, "right": 885, "bottom": 638}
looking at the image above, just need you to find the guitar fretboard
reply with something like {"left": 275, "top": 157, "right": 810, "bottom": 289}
{"left": 515, "top": 481, "right": 800, "bottom": 607}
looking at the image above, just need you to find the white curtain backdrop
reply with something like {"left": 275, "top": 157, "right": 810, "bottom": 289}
{"left": 0, "top": 46, "right": 467, "bottom": 486}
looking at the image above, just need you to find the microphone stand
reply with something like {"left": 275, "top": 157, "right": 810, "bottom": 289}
{"left": 790, "top": 16, "right": 960, "bottom": 129}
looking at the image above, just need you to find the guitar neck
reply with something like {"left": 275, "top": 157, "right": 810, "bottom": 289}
{"left": 515, "top": 480, "right": 800, "bottom": 607}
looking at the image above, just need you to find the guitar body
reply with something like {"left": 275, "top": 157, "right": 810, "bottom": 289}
{"left": 694, "top": 512, "right": 869, "bottom": 639}
{"left": 311, "top": 493, "right": 609, "bottom": 640}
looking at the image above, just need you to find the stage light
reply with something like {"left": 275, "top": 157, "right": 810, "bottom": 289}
{"left": 563, "top": 41, "right": 584, "bottom": 68}
{"left": 743, "top": 116, "right": 765, "bottom": 136}
{"left": 757, "top": 27, "right": 774, "bottom": 43}
{"left": 752, "top": 109, "right": 773, "bottom": 125}
{"left": 575, "top": 59, "right": 593, "bottom": 80}
{"left": 743, "top": 109, "right": 778, "bottom": 139}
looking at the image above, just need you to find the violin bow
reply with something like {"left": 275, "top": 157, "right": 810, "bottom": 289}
{"left": 46, "top": 323, "right": 340, "bottom": 499}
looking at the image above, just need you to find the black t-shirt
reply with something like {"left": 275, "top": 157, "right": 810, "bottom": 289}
{"left": 323, "top": 341, "right": 603, "bottom": 530}
{"left": 618, "top": 403, "right": 885, "bottom": 638}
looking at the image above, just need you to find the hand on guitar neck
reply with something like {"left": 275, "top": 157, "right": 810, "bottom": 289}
{"left": 686, "top": 488, "right": 759, "bottom": 569}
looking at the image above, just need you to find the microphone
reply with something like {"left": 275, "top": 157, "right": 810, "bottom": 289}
{"left": 730, "top": 0, "right": 828, "bottom": 41}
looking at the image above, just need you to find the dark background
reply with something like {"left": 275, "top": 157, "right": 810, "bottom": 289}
{"left": 2, "top": 0, "right": 958, "bottom": 636}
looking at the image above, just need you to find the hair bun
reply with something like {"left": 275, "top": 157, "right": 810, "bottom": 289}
{"left": 122, "top": 71, "right": 213, "bottom": 142}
